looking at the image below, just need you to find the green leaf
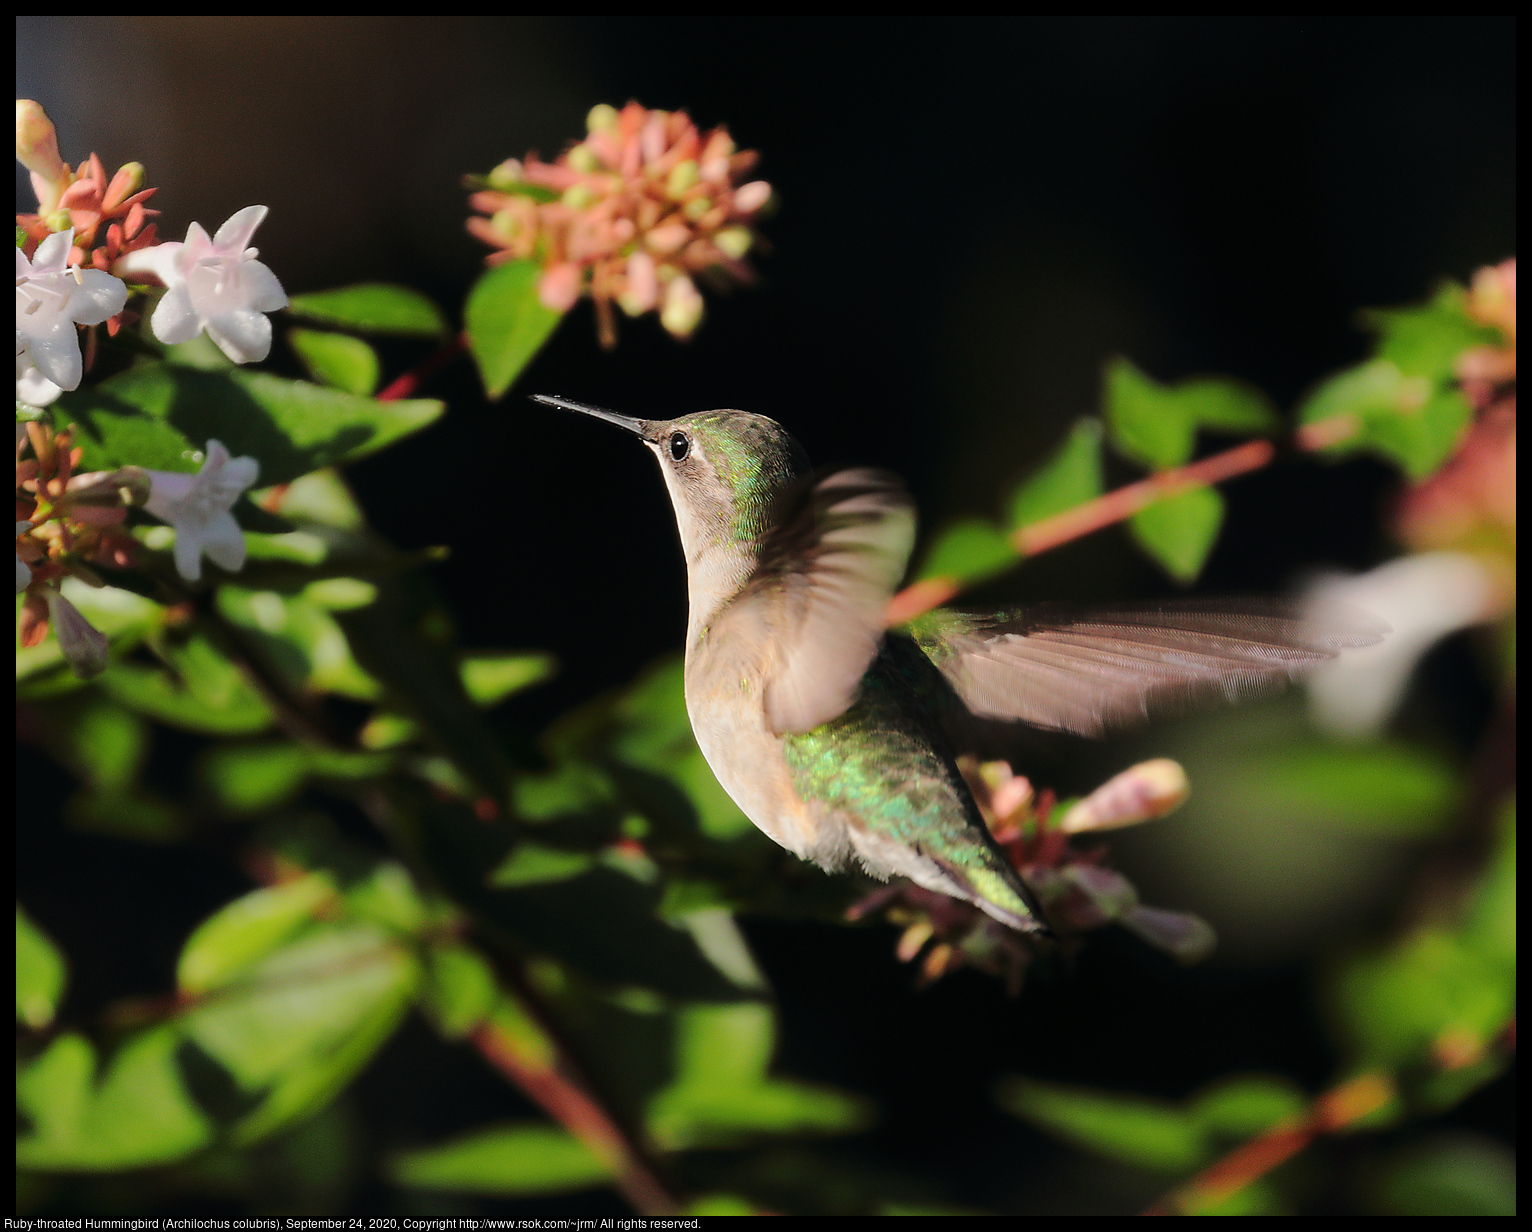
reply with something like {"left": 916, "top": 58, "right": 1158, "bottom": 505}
{"left": 1187, "top": 1075, "right": 1306, "bottom": 1139}
{"left": 460, "top": 651, "right": 558, "bottom": 706}
{"left": 53, "top": 364, "right": 445, "bottom": 485}
{"left": 420, "top": 942, "right": 500, "bottom": 1039}
{"left": 343, "top": 862, "right": 432, "bottom": 936}
{"left": 1105, "top": 359, "right": 1278, "bottom": 472}
{"left": 915, "top": 517, "right": 1016, "bottom": 585}
{"left": 389, "top": 1123, "right": 612, "bottom": 1196}
{"left": 1333, "top": 929, "right": 1515, "bottom": 1069}
{"left": 1005, "top": 418, "right": 1104, "bottom": 531}
{"left": 1297, "top": 359, "right": 1471, "bottom": 480}
{"left": 287, "top": 283, "right": 451, "bottom": 339}
{"left": 99, "top": 634, "right": 275, "bottom": 735}
{"left": 489, "top": 843, "right": 597, "bottom": 888}
{"left": 334, "top": 584, "right": 512, "bottom": 804}
{"left": 1129, "top": 485, "right": 1224, "bottom": 583}
{"left": 1105, "top": 358, "right": 1196, "bottom": 470}
{"left": 201, "top": 741, "right": 311, "bottom": 813}
{"left": 177, "top": 873, "right": 337, "bottom": 994}
{"left": 1175, "top": 378, "right": 1280, "bottom": 434}
{"left": 215, "top": 585, "right": 382, "bottom": 702}
{"left": 17, "top": 1027, "right": 213, "bottom": 1170}
{"left": 1252, "top": 743, "right": 1459, "bottom": 837}
{"left": 1366, "top": 1132, "right": 1517, "bottom": 1216}
{"left": 1463, "top": 805, "right": 1514, "bottom": 971}
{"left": 465, "top": 259, "right": 564, "bottom": 400}
{"left": 183, "top": 922, "right": 417, "bottom": 1143}
{"left": 995, "top": 1076, "right": 1209, "bottom": 1171}
{"left": 17, "top": 905, "right": 67, "bottom": 1030}
{"left": 647, "top": 1003, "right": 869, "bottom": 1149}
{"left": 1362, "top": 283, "right": 1500, "bottom": 382}
{"left": 288, "top": 328, "right": 380, "bottom": 396}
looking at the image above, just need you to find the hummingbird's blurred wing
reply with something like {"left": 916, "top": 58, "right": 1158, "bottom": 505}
{"left": 743, "top": 468, "right": 916, "bottom": 735}
{"left": 912, "top": 598, "right": 1386, "bottom": 738}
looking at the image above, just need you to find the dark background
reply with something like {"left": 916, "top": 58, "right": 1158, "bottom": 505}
{"left": 17, "top": 16, "right": 1515, "bottom": 1213}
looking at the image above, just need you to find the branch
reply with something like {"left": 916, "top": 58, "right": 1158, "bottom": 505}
{"left": 471, "top": 1004, "right": 680, "bottom": 1215}
{"left": 376, "top": 332, "right": 469, "bottom": 402}
{"left": 885, "top": 437, "right": 1278, "bottom": 627}
{"left": 1141, "top": 1071, "right": 1395, "bottom": 1216}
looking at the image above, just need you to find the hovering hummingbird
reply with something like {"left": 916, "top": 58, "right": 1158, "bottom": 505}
{"left": 532, "top": 396, "right": 1382, "bottom": 936}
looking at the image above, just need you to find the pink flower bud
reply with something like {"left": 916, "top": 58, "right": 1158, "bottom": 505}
{"left": 1059, "top": 759, "right": 1190, "bottom": 833}
{"left": 538, "top": 263, "right": 582, "bottom": 313}
{"left": 16, "top": 100, "right": 68, "bottom": 212}
{"left": 733, "top": 181, "right": 772, "bottom": 214}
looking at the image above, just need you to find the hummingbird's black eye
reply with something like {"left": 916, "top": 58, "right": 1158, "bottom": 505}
{"left": 669, "top": 432, "right": 690, "bottom": 461}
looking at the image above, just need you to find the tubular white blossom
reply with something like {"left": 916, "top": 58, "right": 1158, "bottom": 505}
{"left": 1304, "top": 553, "right": 1508, "bottom": 739}
{"left": 142, "top": 440, "right": 260, "bottom": 582}
{"left": 15, "top": 229, "right": 128, "bottom": 393}
{"left": 134, "top": 206, "right": 288, "bottom": 364}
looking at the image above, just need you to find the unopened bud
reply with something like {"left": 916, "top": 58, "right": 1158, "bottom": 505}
{"left": 714, "top": 226, "right": 753, "bottom": 260}
{"left": 585, "top": 103, "right": 619, "bottom": 133}
{"left": 567, "top": 142, "right": 599, "bottom": 174}
{"left": 112, "top": 161, "right": 145, "bottom": 197}
{"left": 45, "top": 587, "right": 109, "bottom": 678}
{"left": 65, "top": 466, "right": 151, "bottom": 507}
{"left": 733, "top": 181, "right": 772, "bottom": 214}
{"left": 683, "top": 196, "right": 713, "bottom": 221}
{"left": 666, "top": 159, "right": 699, "bottom": 198}
{"left": 16, "top": 100, "right": 68, "bottom": 210}
{"left": 486, "top": 159, "right": 524, "bottom": 191}
{"left": 660, "top": 275, "right": 703, "bottom": 339}
{"left": 1059, "top": 758, "right": 1189, "bottom": 834}
{"left": 1120, "top": 906, "right": 1216, "bottom": 964}
{"left": 1061, "top": 864, "right": 1138, "bottom": 921}
{"left": 561, "top": 184, "right": 595, "bottom": 210}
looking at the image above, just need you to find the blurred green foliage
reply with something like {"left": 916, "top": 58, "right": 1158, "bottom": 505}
{"left": 17, "top": 251, "right": 1514, "bottom": 1217}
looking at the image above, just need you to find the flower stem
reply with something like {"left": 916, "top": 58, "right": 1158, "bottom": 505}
{"left": 1141, "top": 1071, "right": 1396, "bottom": 1215}
{"left": 471, "top": 1009, "right": 680, "bottom": 1215}
{"left": 376, "top": 332, "right": 469, "bottom": 402}
{"left": 885, "top": 436, "right": 1280, "bottom": 627}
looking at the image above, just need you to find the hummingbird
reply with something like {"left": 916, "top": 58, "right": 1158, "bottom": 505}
{"left": 532, "top": 396, "right": 1383, "bottom": 936}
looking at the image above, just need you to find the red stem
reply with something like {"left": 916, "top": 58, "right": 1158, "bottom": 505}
{"left": 885, "top": 437, "right": 1278, "bottom": 627}
{"left": 376, "top": 332, "right": 469, "bottom": 402}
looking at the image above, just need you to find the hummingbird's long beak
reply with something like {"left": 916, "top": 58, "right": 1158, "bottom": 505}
{"left": 530, "top": 394, "right": 647, "bottom": 437}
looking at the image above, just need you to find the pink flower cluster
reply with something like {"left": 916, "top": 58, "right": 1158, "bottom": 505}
{"left": 467, "top": 102, "right": 772, "bottom": 347}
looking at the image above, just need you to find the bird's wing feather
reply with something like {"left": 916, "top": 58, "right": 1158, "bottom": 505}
{"left": 912, "top": 598, "right": 1387, "bottom": 738}
{"left": 734, "top": 468, "right": 915, "bottom": 735}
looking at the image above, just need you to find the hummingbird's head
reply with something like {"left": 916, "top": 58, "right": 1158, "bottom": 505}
{"left": 532, "top": 397, "right": 808, "bottom": 560}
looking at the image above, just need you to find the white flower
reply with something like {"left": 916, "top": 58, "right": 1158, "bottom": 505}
{"left": 143, "top": 440, "right": 260, "bottom": 582}
{"left": 1304, "top": 552, "right": 1508, "bottom": 739}
{"left": 15, "top": 229, "right": 128, "bottom": 394}
{"left": 16, "top": 361, "right": 63, "bottom": 408}
{"left": 134, "top": 206, "right": 287, "bottom": 364}
{"left": 16, "top": 522, "right": 34, "bottom": 593}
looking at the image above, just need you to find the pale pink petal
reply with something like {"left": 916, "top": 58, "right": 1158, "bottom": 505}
{"left": 212, "top": 205, "right": 268, "bottom": 253}
{"left": 173, "top": 525, "right": 206, "bottom": 582}
{"left": 150, "top": 283, "right": 203, "bottom": 345}
{"left": 25, "top": 328, "right": 83, "bottom": 391}
{"left": 205, "top": 309, "right": 273, "bottom": 364}
{"left": 200, "top": 514, "right": 247, "bottom": 572}
{"left": 68, "top": 270, "right": 129, "bottom": 326}
{"left": 239, "top": 260, "right": 288, "bottom": 313}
